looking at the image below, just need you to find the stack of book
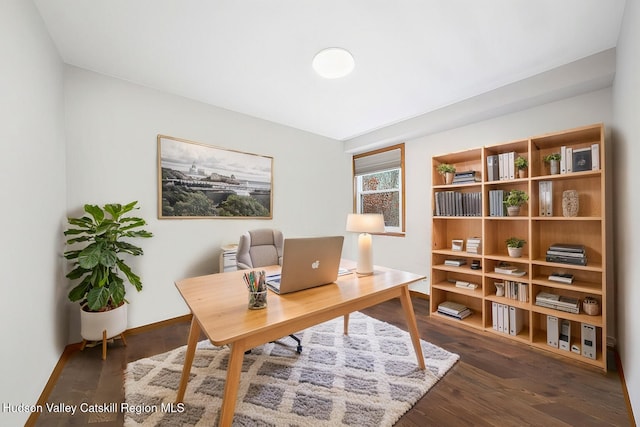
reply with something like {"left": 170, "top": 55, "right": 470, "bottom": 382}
{"left": 444, "top": 258, "right": 466, "bottom": 266}
{"left": 546, "top": 243, "right": 587, "bottom": 266}
{"left": 535, "top": 292, "right": 580, "bottom": 314}
{"left": 548, "top": 272, "right": 575, "bottom": 284}
{"left": 437, "top": 301, "right": 472, "bottom": 320}
{"left": 466, "top": 237, "right": 481, "bottom": 254}
{"left": 494, "top": 263, "right": 527, "bottom": 276}
{"left": 452, "top": 170, "right": 481, "bottom": 184}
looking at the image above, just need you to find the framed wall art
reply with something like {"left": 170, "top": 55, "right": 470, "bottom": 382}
{"left": 157, "top": 135, "right": 273, "bottom": 219}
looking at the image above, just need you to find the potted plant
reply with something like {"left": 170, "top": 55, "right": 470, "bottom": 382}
{"left": 514, "top": 156, "right": 528, "bottom": 178}
{"left": 503, "top": 189, "right": 529, "bottom": 216}
{"left": 437, "top": 163, "right": 456, "bottom": 184}
{"left": 64, "top": 201, "right": 153, "bottom": 358}
{"left": 544, "top": 153, "right": 561, "bottom": 175}
{"left": 505, "top": 237, "right": 526, "bottom": 258}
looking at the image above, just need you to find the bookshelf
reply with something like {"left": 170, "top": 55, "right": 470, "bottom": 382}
{"left": 430, "top": 123, "right": 609, "bottom": 371}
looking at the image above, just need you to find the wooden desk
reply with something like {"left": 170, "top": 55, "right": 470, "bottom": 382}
{"left": 175, "top": 262, "right": 425, "bottom": 426}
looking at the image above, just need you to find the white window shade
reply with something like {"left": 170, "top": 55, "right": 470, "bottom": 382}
{"left": 354, "top": 148, "right": 401, "bottom": 175}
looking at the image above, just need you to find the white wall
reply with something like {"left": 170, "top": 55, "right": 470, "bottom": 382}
{"left": 370, "top": 89, "right": 612, "bottom": 291}
{"left": 0, "top": 1, "right": 67, "bottom": 425}
{"left": 63, "top": 67, "right": 353, "bottom": 337}
{"left": 613, "top": 0, "right": 640, "bottom": 419}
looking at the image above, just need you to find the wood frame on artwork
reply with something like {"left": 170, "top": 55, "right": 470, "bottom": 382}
{"left": 157, "top": 135, "right": 273, "bottom": 219}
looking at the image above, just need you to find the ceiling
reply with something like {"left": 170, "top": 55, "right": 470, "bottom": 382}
{"left": 34, "top": 0, "right": 626, "bottom": 141}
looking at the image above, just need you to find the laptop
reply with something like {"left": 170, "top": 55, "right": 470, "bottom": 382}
{"left": 266, "top": 236, "right": 344, "bottom": 294}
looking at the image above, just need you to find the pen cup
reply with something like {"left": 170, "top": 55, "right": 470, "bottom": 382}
{"left": 248, "top": 290, "right": 267, "bottom": 310}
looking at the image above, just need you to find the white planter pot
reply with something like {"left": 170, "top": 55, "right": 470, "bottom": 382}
{"left": 507, "top": 247, "right": 523, "bottom": 258}
{"left": 507, "top": 206, "right": 520, "bottom": 217}
{"left": 80, "top": 303, "right": 127, "bottom": 341}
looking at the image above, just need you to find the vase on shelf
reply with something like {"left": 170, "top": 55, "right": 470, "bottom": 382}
{"left": 507, "top": 206, "right": 520, "bottom": 217}
{"left": 550, "top": 159, "right": 560, "bottom": 175}
{"left": 562, "top": 190, "right": 579, "bottom": 217}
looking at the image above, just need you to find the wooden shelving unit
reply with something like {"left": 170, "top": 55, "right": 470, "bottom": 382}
{"left": 430, "top": 123, "right": 609, "bottom": 371}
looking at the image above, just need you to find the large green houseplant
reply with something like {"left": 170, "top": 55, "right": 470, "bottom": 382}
{"left": 64, "top": 201, "right": 153, "bottom": 312}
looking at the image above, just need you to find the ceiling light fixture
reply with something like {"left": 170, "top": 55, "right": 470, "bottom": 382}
{"left": 312, "top": 47, "right": 355, "bottom": 79}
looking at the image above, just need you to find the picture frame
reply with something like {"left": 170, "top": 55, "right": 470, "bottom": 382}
{"left": 157, "top": 135, "right": 273, "bottom": 219}
{"left": 571, "top": 147, "right": 592, "bottom": 172}
{"left": 451, "top": 239, "right": 464, "bottom": 251}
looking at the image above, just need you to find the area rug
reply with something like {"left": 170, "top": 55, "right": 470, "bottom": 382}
{"left": 124, "top": 311, "right": 459, "bottom": 426}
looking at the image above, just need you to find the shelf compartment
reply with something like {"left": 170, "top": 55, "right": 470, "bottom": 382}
{"left": 530, "top": 220, "right": 602, "bottom": 265}
{"left": 531, "top": 263, "right": 603, "bottom": 295}
{"left": 531, "top": 173, "right": 601, "bottom": 217}
{"left": 530, "top": 312, "right": 604, "bottom": 369}
{"left": 531, "top": 284, "right": 603, "bottom": 326}
{"left": 432, "top": 148, "right": 482, "bottom": 186}
{"left": 530, "top": 124, "right": 602, "bottom": 179}
{"left": 430, "top": 287, "right": 484, "bottom": 330}
{"left": 484, "top": 220, "right": 529, "bottom": 258}
{"left": 484, "top": 300, "right": 530, "bottom": 341}
{"left": 432, "top": 217, "right": 482, "bottom": 251}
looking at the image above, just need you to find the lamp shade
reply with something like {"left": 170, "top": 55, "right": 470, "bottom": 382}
{"left": 346, "top": 213, "right": 385, "bottom": 233}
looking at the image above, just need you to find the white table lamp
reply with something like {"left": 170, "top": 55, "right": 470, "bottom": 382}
{"left": 346, "top": 213, "right": 385, "bottom": 275}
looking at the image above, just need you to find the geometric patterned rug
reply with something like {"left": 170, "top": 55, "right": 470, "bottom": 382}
{"left": 124, "top": 312, "right": 459, "bottom": 426}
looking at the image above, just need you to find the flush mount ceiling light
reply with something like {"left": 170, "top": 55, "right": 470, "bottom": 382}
{"left": 312, "top": 47, "right": 355, "bottom": 79}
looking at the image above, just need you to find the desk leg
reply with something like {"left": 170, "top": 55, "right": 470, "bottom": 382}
{"left": 343, "top": 313, "right": 350, "bottom": 335}
{"left": 399, "top": 286, "right": 425, "bottom": 370}
{"left": 176, "top": 315, "right": 201, "bottom": 403}
{"left": 218, "top": 342, "right": 245, "bottom": 427}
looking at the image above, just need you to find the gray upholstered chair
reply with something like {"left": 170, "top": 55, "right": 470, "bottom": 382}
{"left": 236, "top": 229, "right": 302, "bottom": 353}
{"left": 236, "top": 229, "right": 284, "bottom": 270}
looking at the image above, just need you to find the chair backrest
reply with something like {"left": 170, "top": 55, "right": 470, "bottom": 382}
{"left": 236, "top": 229, "right": 284, "bottom": 269}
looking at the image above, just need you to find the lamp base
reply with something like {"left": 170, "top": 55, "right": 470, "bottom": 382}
{"left": 355, "top": 270, "right": 374, "bottom": 276}
{"left": 356, "top": 232, "right": 374, "bottom": 276}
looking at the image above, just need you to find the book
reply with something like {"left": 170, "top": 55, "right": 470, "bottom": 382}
{"left": 546, "top": 255, "right": 588, "bottom": 266}
{"left": 546, "top": 250, "right": 586, "bottom": 258}
{"left": 494, "top": 264, "right": 527, "bottom": 276}
{"left": 437, "top": 301, "right": 472, "bottom": 319}
{"left": 455, "top": 280, "right": 478, "bottom": 290}
{"left": 438, "top": 301, "right": 469, "bottom": 315}
{"left": 487, "top": 155, "right": 499, "bottom": 181}
{"left": 548, "top": 272, "right": 575, "bottom": 284}
{"left": 444, "top": 258, "right": 467, "bottom": 266}
{"left": 538, "top": 181, "right": 553, "bottom": 216}
{"left": 536, "top": 292, "right": 580, "bottom": 313}
{"left": 548, "top": 243, "right": 586, "bottom": 253}
{"left": 591, "top": 143, "right": 600, "bottom": 170}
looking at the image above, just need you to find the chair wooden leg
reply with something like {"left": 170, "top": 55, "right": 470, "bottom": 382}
{"left": 102, "top": 330, "right": 107, "bottom": 360}
{"left": 80, "top": 339, "right": 88, "bottom": 351}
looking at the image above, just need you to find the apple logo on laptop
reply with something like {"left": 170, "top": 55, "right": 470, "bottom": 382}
{"left": 311, "top": 260, "right": 320, "bottom": 269}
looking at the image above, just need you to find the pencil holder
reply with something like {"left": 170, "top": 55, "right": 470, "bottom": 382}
{"left": 248, "top": 290, "right": 267, "bottom": 310}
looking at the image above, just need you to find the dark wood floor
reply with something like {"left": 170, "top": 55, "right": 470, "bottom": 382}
{"left": 34, "top": 297, "right": 632, "bottom": 426}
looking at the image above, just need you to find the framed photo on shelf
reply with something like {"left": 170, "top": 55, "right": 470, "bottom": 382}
{"left": 572, "top": 147, "right": 592, "bottom": 172}
{"left": 157, "top": 135, "right": 273, "bottom": 219}
{"left": 451, "top": 239, "right": 464, "bottom": 251}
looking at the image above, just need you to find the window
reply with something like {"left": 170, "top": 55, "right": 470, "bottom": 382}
{"left": 352, "top": 143, "right": 405, "bottom": 235}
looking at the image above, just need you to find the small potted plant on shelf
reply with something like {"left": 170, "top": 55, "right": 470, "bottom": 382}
{"left": 437, "top": 163, "right": 456, "bottom": 185}
{"left": 514, "top": 156, "right": 528, "bottom": 178}
{"left": 544, "top": 153, "right": 561, "bottom": 175}
{"left": 503, "top": 189, "right": 529, "bottom": 216}
{"left": 505, "top": 237, "right": 526, "bottom": 258}
{"left": 64, "top": 201, "right": 153, "bottom": 358}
